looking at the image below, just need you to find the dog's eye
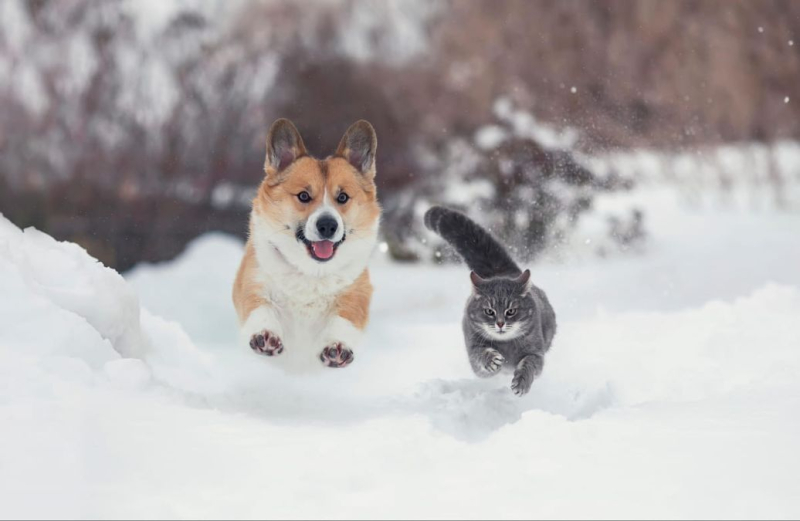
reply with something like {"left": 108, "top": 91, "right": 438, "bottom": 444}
{"left": 337, "top": 192, "right": 349, "bottom": 204}
{"left": 297, "top": 191, "right": 311, "bottom": 203}
{"left": 484, "top": 308, "right": 495, "bottom": 316}
{"left": 506, "top": 308, "right": 517, "bottom": 317}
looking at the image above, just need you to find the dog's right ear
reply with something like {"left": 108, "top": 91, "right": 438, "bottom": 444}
{"left": 336, "top": 120, "right": 377, "bottom": 178}
{"left": 265, "top": 118, "right": 307, "bottom": 176}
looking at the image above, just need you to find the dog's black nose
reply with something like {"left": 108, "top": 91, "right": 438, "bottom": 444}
{"left": 316, "top": 215, "right": 338, "bottom": 239}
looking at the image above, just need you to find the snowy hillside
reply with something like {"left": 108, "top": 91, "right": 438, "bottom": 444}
{"left": 2, "top": 187, "right": 800, "bottom": 518}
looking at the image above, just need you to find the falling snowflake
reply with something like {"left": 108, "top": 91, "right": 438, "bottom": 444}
{"left": 785, "top": 97, "right": 790, "bottom": 104}
{"left": 570, "top": 86, "right": 577, "bottom": 94}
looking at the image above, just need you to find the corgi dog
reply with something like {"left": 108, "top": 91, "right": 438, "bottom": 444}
{"left": 232, "top": 119, "right": 381, "bottom": 371}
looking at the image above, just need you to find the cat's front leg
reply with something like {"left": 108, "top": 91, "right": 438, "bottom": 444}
{"left": 469, "top": 347, "right": 505, "bottom": 377}
{"left": 511, "top": 353, "right": 544, "bottom": 396}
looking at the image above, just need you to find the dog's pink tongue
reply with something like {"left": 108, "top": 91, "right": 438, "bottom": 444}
{"left": 312, "top": 240, "right": 334, "bottom": 259}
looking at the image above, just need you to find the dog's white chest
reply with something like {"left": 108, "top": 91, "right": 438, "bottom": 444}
{"left": 257, "top": 268, "right": 352, "bottom": 371}
{"left": 244, "top": 214, "right": 375, "bottom": 372}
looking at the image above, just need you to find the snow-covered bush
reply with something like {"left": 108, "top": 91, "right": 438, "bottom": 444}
{"left": 383, "top": 98, "right": 639, "bottom": 263}
{"left": 2, "top": 0, "right": 799, "bottom": 270}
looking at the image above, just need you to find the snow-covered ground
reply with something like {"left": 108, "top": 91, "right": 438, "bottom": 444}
{"left": 1, "top": 187, "right": 800, "bottom": 519}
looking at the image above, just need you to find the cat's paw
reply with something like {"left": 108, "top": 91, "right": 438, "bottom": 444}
{"left": 482, "top": 348, "right": 505, "bottom": 374}
{"left": 511, "top": 371, "right": 533, "bottom": 397}
{"left": 249, "top": 330, "right": 284, "bottom": 356}
{"left": 320, "top": 342, "right": 354, "bottom": 368}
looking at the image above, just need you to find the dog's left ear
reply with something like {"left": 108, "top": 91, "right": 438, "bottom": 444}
{"left": 265, "top": 118, "right": 307, "bottom": 176}
{"left": 336, "top": 120, "right": 377, "bottom": 177}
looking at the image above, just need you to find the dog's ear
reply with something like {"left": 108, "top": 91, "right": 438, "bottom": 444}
{"left": 265, "top": 118, "right": 307, "bottom": 176}
{"left": 336, "top": 120, "right": 377, "bottom": 177}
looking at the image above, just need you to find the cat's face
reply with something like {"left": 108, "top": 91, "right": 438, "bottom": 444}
{"left": 466, "top": 270, "right": 535, "bottom": 341}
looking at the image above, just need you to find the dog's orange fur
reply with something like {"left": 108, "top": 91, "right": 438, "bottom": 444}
{"left": 252, "top": 156, "right": 379, "bottom": 230}
{"left": 334, "top": 270, "right": 373, "bottom": 330}
{"left": 326, "top": 157, "right": 381, "bottom": 229}
{"left": 232, "top": 241, "right": 267, "bottom": 323}
{"left": 233, "top": 122, "right": 379, "bottom": 336}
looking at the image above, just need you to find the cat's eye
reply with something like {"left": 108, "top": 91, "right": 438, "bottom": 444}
{"left": 484, "top": 308, "right": 495, "bottom": 316}
{"left": 337, "top": 192, "right": 350, "bottom": 204}
{"left": 297, "top": 191, "right": 312, "bottom": 203}
{"left": 505, "top": 308, "right": 517, "bottom": 317}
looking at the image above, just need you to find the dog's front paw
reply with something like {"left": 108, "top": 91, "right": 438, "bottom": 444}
{"left": 320, "top": 342, "right": 354, "bottom": 368}
{"left": 511, "top": 370, "right": 533, "bottom": 397}
{"left": 249, "top": 330, "right": 284, "bottom": 356}
{"left": 482, "top": 348, "right": 505, "bottom": 374}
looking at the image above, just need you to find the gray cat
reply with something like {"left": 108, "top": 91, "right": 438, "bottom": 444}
{"left": 424, "top": 206, "right": 557, "bottom": 396}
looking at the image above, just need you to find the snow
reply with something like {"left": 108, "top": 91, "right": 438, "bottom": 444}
{"left": 122, "top": 0, "right": 239, "bottom": 43}
{"left": 117, "top": 50, "right": 180, "bottom": 127}
{"left": 0, "top": 0, "right": 32, "bottom": 54}
{"left": 587, "top": 140, "right": 800, "bottom": 211}
{"left": 474, "top": 124, "right": 509, "bottom": 150}
{"left": 493, "top": 96, "right": 580, "bottom": 149}
{"left": 0, "top": 222, "right": 146, "bottom": 361}
{"left": 2, "top": 183, "right": 800, "bottom": 518}
{"left": 12, "top": 63, "right": 49, "bottom": 117}
{"left": 337, "top": 0, "right": 440, "bottom": 65}
{"left": 59, "top": 33, "right": 98, "bottom": 97}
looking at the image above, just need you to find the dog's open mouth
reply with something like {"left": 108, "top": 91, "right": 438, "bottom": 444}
{"left": 296, "top": 229, "right": 345, "bottom": 262}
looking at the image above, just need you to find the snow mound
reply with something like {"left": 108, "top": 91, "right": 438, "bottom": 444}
{"left": 0, "top": 213, "right": 145, "bottom": 361}
{"left": 0, "top": 213, "right": 214, "bottom": 390}
{"left": 2, "top": 210, "right": 800, "bottom": 518}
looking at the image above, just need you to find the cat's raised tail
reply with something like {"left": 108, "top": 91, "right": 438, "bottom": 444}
{"left": 424, "top": 205, "right": 521, "bottom": 279}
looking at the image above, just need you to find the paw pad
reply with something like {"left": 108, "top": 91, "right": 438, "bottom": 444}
{"left": 249, "top": 330, "right": 284, "bottom": 356}
{"left": 484, "top": 349, "right": 505, "bottom": 373}
{"left": 320, "top": 342, "right": 354, "bottom": 368}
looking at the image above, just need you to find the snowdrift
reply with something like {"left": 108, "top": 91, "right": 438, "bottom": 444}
{"left": 1, "top": 210, "right": 800, "bottom": 519}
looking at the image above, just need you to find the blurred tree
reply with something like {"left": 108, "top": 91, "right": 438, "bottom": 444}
{"left": 0, "top": 0, "right": 797, "bottom": 269}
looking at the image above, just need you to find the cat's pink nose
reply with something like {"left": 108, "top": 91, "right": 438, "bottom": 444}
{"left": 497, "top": 321, "right": 505, "bottom": 329}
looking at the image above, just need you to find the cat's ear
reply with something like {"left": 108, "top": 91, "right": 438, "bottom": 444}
{"left": 470, "top": 271, "right": 486, "bottom": 287}
{"left": 336, "top": 120, "right": 377, "bottom": 177}
{"left": 515, "top": 269, "right": 531, "bottom": 286}
{"left": 265, "top": 118, "right": 307, "bottom": 176}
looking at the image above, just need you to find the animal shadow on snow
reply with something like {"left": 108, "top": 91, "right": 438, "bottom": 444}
{"left": 180, "top": 349, "right": 616, "bottom": 442}
{"left": 411, "top": 377, "right": 616, "bottom": 442}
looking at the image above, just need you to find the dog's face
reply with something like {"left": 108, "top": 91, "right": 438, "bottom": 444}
{"left": 251, "top": 119, "right": 381, "bottom": 276}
